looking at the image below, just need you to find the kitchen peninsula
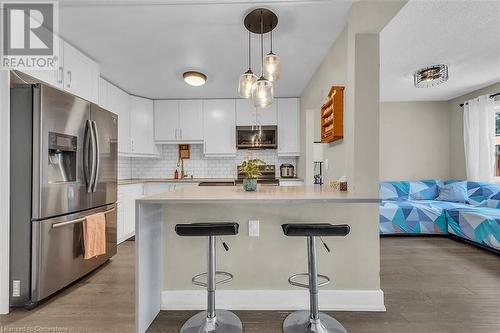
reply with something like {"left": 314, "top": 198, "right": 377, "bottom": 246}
{"left": 135, "top": 185, "right": 382, "bottom": 333}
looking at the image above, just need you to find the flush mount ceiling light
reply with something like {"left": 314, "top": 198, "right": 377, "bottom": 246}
{"left": 183, "top": 71, "right": 207, "bottom": 86}
{"left": 414, "top": 64, "right": 448, "bottom": 88}
{"left": 238, "top": 8, "right": 279, "bottom": 107}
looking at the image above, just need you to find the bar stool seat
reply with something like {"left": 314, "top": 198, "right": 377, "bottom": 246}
{"left": 282, "top": 223, "right": 350, "bottom": 333}
{"left": 175, "top": 223, "right": 239, "bottom": 237}
{"left": 175, "top": 222, "right": 242, "bottom": 333}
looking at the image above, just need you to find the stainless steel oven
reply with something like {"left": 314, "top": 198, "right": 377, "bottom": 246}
{"left": 10, "top": 82, "right": 117, "bottom": 308}
{"left": 236, "top": 125, "right": 277, "bottom": 150}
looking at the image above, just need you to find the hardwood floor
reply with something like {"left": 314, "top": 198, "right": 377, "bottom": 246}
{"left": 1, "top": 238, "right": 499, "bottom": 333}
{"left": 0, "top": 240, "right": 135, "bottom": 333}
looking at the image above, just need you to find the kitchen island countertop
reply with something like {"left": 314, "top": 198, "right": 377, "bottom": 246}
{"left": 138, "top": 185, "right": 379, "bottom": 204}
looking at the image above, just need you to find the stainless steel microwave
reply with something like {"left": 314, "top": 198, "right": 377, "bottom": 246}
{"left": 236, "top": 125, "right": 277, "bottom": 150}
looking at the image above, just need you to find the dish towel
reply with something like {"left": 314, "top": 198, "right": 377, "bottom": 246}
{"left": 83, "top": 212, "right": 106, "bottom": 260}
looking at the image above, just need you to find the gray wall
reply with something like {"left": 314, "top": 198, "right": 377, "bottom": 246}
{"left": 163, "top": 202, "right": 380, "bottom": 291}
{"left": 379, "top": 101, "right": 451, "bottom": 181}
{"left": 448, "top": 82, "right": 500, "bottom": 180}
{"left": 299, "top": 1, "right": 407, "bottom": 191}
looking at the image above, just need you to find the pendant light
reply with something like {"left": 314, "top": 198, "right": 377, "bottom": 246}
{"left": 238, "top": 31, "right": 257, "bottom": 98}
{"left": 251, "top": 10, "right": 273, "bottom": 108}
{"left": 263, "top": 29, "right": 281, "bottom": 82}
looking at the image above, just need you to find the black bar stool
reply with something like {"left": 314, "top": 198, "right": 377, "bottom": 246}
{"left": 281, "top": 223, "right": 350, "bottom": 333}
{"left": 175, "top": 222, "right": 242, "bottom": 333}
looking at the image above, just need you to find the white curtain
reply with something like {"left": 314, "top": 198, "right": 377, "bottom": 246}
{"left": 463, "top": 95, "right": 496, "bottom": 182}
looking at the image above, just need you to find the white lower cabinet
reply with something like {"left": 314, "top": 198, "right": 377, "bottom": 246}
{"left": 117, "top": 183, "right": 145, "bottom": 244}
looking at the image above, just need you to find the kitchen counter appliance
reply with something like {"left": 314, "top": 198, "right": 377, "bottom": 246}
{"left": 235, "top": 164, "right": 279, "bottom": 186}
{"left": 280, "top": 163, "right": 295, "bottom": 178}
{"left": 236, "top": 126, "right": 277, "bottom": 150}
{"left": 10, "top": 83, "right": 118, "bottom": 308}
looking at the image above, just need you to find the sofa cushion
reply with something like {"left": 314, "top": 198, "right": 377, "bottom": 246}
{"left": 379, "top": 200, "right": 448, "bottom": 235}
{"left": 380, "top": 180, "right": 441, "bottom": 201}
{"left": 408, "top": 180, "right": 442, "bottom": 200}
{"left": 380, "top": 181, "right": 410, "bottom": 201}
{"left": 436, "top": 181, "right": 468, "bottom": 203}
{"left": 446, "top": 207, "right": 500, "bottom": 250}
{"left": 467, "top": 181, "right": 500, "bottom": 206}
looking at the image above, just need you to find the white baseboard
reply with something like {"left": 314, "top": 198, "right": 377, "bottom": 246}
{"left": 161, "top": 289, "right": 385, "bottom": 312}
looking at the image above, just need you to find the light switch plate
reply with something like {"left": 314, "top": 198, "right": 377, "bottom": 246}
{"left": 248, "top": 220, "right": 259, "bottom": 237}
{"left": 325, "top": 159, "right": 329, "bottom": 170}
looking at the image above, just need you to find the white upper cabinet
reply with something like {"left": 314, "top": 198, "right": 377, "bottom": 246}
{"left": 20, "top": 40, "right": 64, "bottom": 89}
{"left": 203, "top": 99, "right": 236, "bottom": 156}
{"left": 130, "top": 96, "right": 157, "bottom": 156}
{"left": 62, "top": 41, "right": 99, "bottom": 103}
{"left": 154, "top": 100, "right": 179, "bottom": 141}
{"left": 20, "top": 40, "right": 99, "bottom": 103}
{"left": 236, "top": 99, "right": 277, "bottom": 126}
{"left": 236, "top": 99, "right": 256, "bottom": 125}
{"left": 154, "top": 100, "right": 203, "bottom": 142}
{"left": 99, "top": 78, "right": 131, "bottom": 154}
{"left": 277, "top": 98, "right": 300, "bottom": 156}
{"left": 260, "top": 102, "right": 278, "bottom": 125}
{"left": 179, "top": 100, "right": 203, "bottom": 141}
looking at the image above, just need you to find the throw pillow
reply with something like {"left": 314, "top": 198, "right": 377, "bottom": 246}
{"left": 436, "top": 182, "right": 468, "bottom": 203}
{"left": 409, "top": 185, "right": 439, "bottom": 200}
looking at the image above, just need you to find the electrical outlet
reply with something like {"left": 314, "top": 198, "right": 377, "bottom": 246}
{"left": 325, "top": 159, "right": 329, "bottom": 170}
{"left": 12, "top": 280, "right": 20, "bottom": 297}
{"left": 248, "top": 220, "right": 259, "bottom": 237}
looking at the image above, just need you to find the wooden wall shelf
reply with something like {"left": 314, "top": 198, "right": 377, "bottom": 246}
{"left": 321, "top": 86, "right": 344, "bottom": 143}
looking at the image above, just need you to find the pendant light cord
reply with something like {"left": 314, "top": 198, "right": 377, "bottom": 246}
{"left": 248, "top": 30, "right": 251, "bottom": 71}
{"left": 270, "top": 29, "right": 273, "bottom": 53}
{"left": 260, "top": 10, "right": 264, "bottom": 75}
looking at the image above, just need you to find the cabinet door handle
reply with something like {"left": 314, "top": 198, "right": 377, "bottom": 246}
{"left": 179, "top": 128, "right": 182, "bottom": 139}
{"left": 175, "top": 128, "right": 178, "bottom": 139}
{"left": 58, "top": 66, "right": 63, "bottom": 84}
{"left": 66, "top": 70, "right": 72, "bottom": 88}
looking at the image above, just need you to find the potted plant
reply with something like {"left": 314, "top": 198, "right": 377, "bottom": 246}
{"left": 238, "top": 158, "right": 264, "bottom": 191}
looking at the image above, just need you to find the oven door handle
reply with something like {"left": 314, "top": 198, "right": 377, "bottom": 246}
{"left": 51, "top": 207, "right": 116, "bottom": 229}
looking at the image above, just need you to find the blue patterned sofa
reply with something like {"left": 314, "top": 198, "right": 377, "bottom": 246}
{"left": 379, "top": 180, "right": 500, "bottom": 252}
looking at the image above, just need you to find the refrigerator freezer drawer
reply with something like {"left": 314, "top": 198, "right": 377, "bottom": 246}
{"left": 31, "top": 204, "right": 117, "bottom": 302}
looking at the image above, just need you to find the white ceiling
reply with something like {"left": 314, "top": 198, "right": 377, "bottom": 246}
{"left": 58, "top": 0, "right": 351, "bottom": 99}
{"left": 380, "top": 0, "right": 500, "bottom": 102}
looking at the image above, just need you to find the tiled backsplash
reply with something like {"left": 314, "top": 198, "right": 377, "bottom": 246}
{"left": 118, "top": 144, "right": 297, "bottom": 179}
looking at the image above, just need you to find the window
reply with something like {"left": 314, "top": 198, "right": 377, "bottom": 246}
{"left": 495, "top": 101, "right": 500, "bottom": 177}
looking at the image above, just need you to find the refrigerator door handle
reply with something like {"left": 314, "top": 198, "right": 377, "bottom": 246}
{"left": 83, "top": 120, "right": 93, "bottom": 191}
{"left": 88, "top": 120, "right": 97, "bottom": 193}
{"left": 91, "top": 120, "right": 100, "bottom": 192}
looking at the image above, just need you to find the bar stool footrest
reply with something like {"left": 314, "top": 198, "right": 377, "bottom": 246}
{"left": 288, "top": 273, "right": 331, "bottom": 289}
{"left": 192, "top": 271, "right": 234, "bottom": 287}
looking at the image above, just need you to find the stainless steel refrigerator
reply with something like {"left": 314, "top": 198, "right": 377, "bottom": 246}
{"left": 10, "top": 83, "right": 118, "bottom": 308}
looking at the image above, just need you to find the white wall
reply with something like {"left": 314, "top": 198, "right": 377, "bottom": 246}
{"left": 0, "top": 71, "right": 10, "bottom": 314}
{"left": 448, "top": 81, "right": 500, "bottom": 180}
{"left": 380, "top": 101, "right": 451, "bottom": 181}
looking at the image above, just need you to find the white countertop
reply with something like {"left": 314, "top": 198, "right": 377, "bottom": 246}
{"left": 138, "top": 185, "right": 379, "bottom": 204}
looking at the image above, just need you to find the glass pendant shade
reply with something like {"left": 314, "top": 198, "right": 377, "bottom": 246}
{"left": 263, "top": 52, "right": 281, "bottom": 82}
{"left": 238, "top": 70, "right": 258, "bottom": 98}
{"left": 252, "top": 77, "right": 273, "bottom": 108}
